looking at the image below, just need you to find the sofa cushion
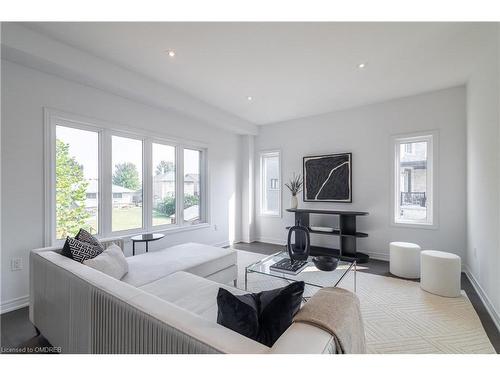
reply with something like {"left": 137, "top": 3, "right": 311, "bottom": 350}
{"left": 139, "top": 271, "right": 243, "bottom": 321}
{"left": 121, "top": 243, "right": 236, "bottom": 287}
{"left": 83, "top": 244, "right": 129, "bottom": 279}
{"left": 216, "top": 289, "right": 260, "bottom": 342}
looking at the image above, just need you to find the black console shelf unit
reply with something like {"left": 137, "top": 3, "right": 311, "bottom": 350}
{"left": 286, "top": 208, "right": 369, "bottom": 263}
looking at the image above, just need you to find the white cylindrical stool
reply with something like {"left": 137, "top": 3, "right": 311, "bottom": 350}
{"left": 389, "top": 242, "right": 421, "bottom": 278}
{"left": 420, "top": 250, "right": 461, "bottom": 297}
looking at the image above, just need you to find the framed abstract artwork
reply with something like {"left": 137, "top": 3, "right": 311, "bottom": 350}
{"left": 303, "top": 153, "right": 352, "bottom": 202}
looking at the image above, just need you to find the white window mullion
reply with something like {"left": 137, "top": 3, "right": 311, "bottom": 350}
{"left": 201, "top": 149, "right": 208, "bottom": 223}
{"left": 101, "top": 129, "right": 112, "bottom": 236}
{"left": 143, "top": 140, "right": 153, "bottom": 231}
{"left": 44, "top": 110, "right": 56, "bottom": 246}
{"left": 176, "top": 146, "right": 184, "bottom": 225}
{"left": 394, "top": 141, "right": 402, "bottom": 223}
{"left": 97, "top": 129, "right": 104, "bottom": 236}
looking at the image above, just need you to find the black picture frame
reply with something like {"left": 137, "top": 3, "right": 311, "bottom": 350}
{"left": 302, "top": 152, "right": 352, "bottom": 203}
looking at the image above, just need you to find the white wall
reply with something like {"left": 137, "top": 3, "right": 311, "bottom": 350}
{"left": 254, "top": 87, "right": 467, "bottom": 262}
{"left": 465, "top": 24, "right": 500, "bottom": 328}
{"left": 0, "top": 60, "right": 242, "bottom": 312}
{"left": 239, "top": 135, "right": 256, "bottom": 243}
{"left": 2, "top": 23, "right": 258, "bottom": 135}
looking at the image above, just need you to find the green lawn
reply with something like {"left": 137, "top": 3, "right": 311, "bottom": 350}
{"left": 111, "top": 206, "right": 143, "bottom": 231}
{"left": 153, "top": 210, "right": 173, "bottom": 226}
{"left": 85, "top": 206, "right": 173, "bottom": 232}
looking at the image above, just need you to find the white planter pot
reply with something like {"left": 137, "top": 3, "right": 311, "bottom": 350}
{"left": 290, "top": 195, "right": 298, "bottom": 209}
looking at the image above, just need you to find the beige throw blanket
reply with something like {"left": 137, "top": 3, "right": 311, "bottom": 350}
{"left": 293, "top": 287, "right": 366, "bottom": 354}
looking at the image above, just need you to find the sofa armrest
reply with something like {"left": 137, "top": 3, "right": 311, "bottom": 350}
{"left": 268, "top": 322, "right": 336, "bottom": 354}
{"left": 31, "top": 236, "right": 125, "bottom": 254}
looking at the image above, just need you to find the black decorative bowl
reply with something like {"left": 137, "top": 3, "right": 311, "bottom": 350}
{"left": 312, "top": 256, "right": 339, "bottom": 271}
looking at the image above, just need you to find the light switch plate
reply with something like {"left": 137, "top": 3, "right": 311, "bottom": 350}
{"left": 11, "top": 258, "right": 23, "bottom": 271}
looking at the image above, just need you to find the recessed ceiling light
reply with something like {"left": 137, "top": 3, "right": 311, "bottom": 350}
{"left": 358, "top": 62, "right": 366, "bottom": 69}
{"left": 167, "top": 50, "right": 176, "bottom": 57}
{"left": 247, "top": 96, "right": 253, "bottom": 101}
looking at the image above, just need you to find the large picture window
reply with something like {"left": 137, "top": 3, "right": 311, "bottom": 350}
{"left": 184, "top": 148, "right": 202, "bottom": 225}
{"left": 393, "top": 133, "right": 436, "bottom": 227}
{"left": 46, "top": 111, "right": 207, "bottom": 244}
{"left": 260, "top": 151, "right": 281, "bottom": 217}
{"left": 111, "top": 135, "right": 143, "bottom": 232}
{"left": 55, "top": 125, "right": 99, "bottom": 239}
{"left": 152, "top": 142, "right": 176, "bottom": 226}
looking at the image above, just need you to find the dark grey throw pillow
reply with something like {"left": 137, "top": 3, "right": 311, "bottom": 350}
{"left": 61, "top": 237, "right": 75, "bottom": 259}
{"left": 66, "top": 236, "right": 102, "bottom": 263}
{"left": 75, "top": 228, "right": 104, "bottom": 251}
{"left": 216, "top": 281, "right": 305, "bottom": 347}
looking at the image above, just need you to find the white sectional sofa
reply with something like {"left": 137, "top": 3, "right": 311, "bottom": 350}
{"left": 29, "top": 238, "right": 336, "bottom": 354}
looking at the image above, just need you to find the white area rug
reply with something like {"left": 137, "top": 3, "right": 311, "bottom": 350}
{"left": 234, "top": 250, "right": 495, "bottom": 354}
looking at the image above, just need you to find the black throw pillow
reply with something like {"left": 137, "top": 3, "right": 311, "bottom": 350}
{"left": 60, "top": 237, "right": 74, "bottom": 259}
{"left": 216, "top": 290, "right": 260, "bottom": 341}
{"left": 75, "top": 228, "right": 104, "bottom": 251}
{"left": 217, "top": 281, "right": 305, "bottom": 347}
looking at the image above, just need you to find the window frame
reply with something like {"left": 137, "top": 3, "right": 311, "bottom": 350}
{"left": 150, "top": 139, "right": 178, "bottom": 229}
{"left": 109, "top": 131, "right": 146, "bottom": 236}
{"left": 44, "top": 108, "right": 209, "bottom": 246}
{"left": 391, "top": 131, "right": 438, "bottom": 229}
{"left": 182, "top": 147, "right": 206, "bottom": 226}
{"left": 259, "top": 150, "right": 282, "bottom": 218}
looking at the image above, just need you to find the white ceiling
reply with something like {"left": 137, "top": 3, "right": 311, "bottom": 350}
{"left": 24, "top": 22, "right": 484, "bottom": 125}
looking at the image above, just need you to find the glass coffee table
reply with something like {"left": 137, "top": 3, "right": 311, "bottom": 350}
{"left": 245, "top": 251, "right": 356, "bottom": 292}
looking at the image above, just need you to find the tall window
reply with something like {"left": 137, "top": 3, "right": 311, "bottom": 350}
{"left": 111, "top": 136, "right": 143, "bottom": 232}
{"left": 393, "top": 133, "right": 435, "bottom": 226}
{"left": 152, "top": 142, "right": 176, "bottom": 226}
{"left": 55, "top": 126, "right": 99, "bottom": 239}
{"left": 46, "top": 111, "right": 208, "bottom": 244}
{"left": 184, "top": 148, "right": 201, "bottom": 225}
{"left": 260, "top": 151, "right": 281, "bottom": 216}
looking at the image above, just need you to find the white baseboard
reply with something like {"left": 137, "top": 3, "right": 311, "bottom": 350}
{"left": 365, "top": 251, "right": 389, "bottom": 261}
{"left": 0, "top": 295, "right": 29, "bottom": 314}
{"left": 254, "top": 237, "right": 286, "bottom": 246}
{"left": 464, "top": 265, "right": 500, "bottom": 333}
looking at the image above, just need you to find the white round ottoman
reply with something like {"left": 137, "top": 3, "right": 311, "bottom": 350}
{"left": 389, "top": 242, "right": 421, "bottom": 278}
{"left": 420, "top": 250, "right": 461, "bottom": 297}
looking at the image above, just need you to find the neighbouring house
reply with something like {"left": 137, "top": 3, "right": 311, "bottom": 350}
{"left": 399, "top": 142, "right": 428, "bottom": 220}
{"left": 153, "top": 172, "right": 200, "bottom": 205}
{"left": 169, "top": 204, "right": 200, "bottom": 223}
{"left": 85, "top": 179, "right": 139, "bottom": 209}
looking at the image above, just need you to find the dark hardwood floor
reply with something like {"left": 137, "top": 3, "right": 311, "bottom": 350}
{"left": 2, "top": 241, "right": 498, "bottom": 353}
{"left": 1, "top": 306, "right": 52, "bottom": 354}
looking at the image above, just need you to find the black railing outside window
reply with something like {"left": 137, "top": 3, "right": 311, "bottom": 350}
{"left": 401, "top": 192, "right": 426, "bottom": 207}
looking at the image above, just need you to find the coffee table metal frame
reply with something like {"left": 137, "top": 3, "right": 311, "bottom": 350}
{"left": 245, "top": 251, "right": 356, "bottom": 292}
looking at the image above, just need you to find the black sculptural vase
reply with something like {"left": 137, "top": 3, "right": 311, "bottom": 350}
{"left": 287, "top": 225, "right": 311, "bottom": 261}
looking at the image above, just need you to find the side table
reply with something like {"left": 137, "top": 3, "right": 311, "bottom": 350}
{"left": 131, "top": 233, "right": 165, "bottom": 256}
